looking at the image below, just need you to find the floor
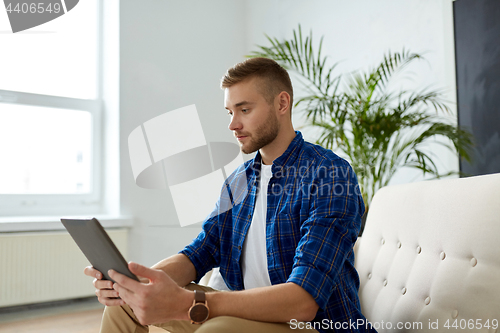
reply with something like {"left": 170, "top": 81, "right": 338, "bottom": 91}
{"left": 0, "top": 298, "right": 164, "bottom": 333}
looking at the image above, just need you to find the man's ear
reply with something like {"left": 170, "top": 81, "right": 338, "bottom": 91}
{"left": 276, "top": 91, "right": 291, "bottom": 116}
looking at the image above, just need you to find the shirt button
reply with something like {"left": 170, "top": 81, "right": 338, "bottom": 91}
{"left": 238, "top": 245, "right": 241, "bottom": 250}
{"left": 247, "top": 214, "right": 251, "bottom": 219}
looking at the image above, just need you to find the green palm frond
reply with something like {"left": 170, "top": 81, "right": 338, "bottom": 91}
{"left": 373, "top": 49, "right": 423, "bottom": 91}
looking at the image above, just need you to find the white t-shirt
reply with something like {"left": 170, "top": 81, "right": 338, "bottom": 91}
{"left": 241, "top": 163, "right": 273, "bottom": 289}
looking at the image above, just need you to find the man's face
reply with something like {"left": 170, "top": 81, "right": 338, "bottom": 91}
{"left": 225, "top": 77, "right": 280, "bottom": 154}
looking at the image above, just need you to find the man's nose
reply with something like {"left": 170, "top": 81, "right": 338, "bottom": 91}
{"left": 228, "top": 114, "right": 241, "bottom": 131}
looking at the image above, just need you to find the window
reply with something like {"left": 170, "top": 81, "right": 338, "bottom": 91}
{"left": 0, "top": 0, "right": 102, "bottom": 216}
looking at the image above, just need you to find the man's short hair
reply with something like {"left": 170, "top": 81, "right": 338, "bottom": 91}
{"left": 221, "top": 57, "right": 294, "bottom": 112}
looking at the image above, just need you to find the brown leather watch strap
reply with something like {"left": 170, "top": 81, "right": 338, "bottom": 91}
{"left": 194, "top": 290, "right": 205, "bottom": 303}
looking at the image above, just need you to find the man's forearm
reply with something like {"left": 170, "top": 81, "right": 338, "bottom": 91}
{"left": 206, "top": 282, "right": 319, "bottom": 323}
{"left": 151, "top": 253, "right": 197, "bottom": 287}
{"left": 149, "top": 255, "right": 318, "bottom": 323}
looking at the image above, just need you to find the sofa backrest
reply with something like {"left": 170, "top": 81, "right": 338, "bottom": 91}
{"left": 355, "top": 173, "right": 500, "bottom": 333}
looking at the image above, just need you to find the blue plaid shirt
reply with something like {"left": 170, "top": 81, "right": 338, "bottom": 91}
{"left": 180, "top": 132, "right": 376, "bottom": 333}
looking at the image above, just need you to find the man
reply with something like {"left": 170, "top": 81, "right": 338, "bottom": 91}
{"left": 85, "top": 58, "right": 375, "bottom": 333}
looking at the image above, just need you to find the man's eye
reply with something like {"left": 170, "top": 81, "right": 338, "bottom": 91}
{"left": 227, "top": 111, "right": 233, "bottom": 116}
{"left": 242, "top": 109, "right": 249, "bottom": 113}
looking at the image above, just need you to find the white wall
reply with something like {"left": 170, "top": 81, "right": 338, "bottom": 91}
{"left": 118, "top": 0, "right": 458, "bottom": 265}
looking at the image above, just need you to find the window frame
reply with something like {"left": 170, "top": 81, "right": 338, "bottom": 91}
{"left": 0, "top": 1, "right": 104, "bottom": 217}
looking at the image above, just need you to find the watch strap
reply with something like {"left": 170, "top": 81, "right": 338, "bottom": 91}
{"left": 194, "top": 290, "right": 205, "bottom": 303}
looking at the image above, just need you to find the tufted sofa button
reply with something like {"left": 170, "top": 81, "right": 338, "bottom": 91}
{"left": 416, "top": 246, "right": 422, "bottom": 254}
{"left": 381, "top": 238, "right": 385, "bottom": 245}
{"left": 440, "top": 252, "right": 446, "bottom": 260}
{"left": 471, "top": 257, "right": 477, "bottom": 267}
{"left": 425, "top": 296, "right": 431, "bottom": 305}
{"left": 401, "top": 287, "right": 407, "bottom": 295}
{"left": 368, "top": 273, "right": 372, "bottom": 279}
{"left": 383, "top": 279, "right": 388, "bottom": 286}
{"left": 452, "top": 309, "right": 458, "bottom": 319}
{"left": 397, "top": 241, "right": 402, "bottom": 249}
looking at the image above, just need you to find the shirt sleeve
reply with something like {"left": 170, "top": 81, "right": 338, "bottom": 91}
{"left": 286, "top": 159, "right": 365, "bottom": 309}
{"left": 179, "top": 214, "right": 220, "bottom": 283}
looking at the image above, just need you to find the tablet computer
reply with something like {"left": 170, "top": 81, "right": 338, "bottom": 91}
{"left": 61, "top": 217, "right": 139, "bottom": 282}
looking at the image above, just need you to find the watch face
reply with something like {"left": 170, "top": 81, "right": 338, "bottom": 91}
{"left": 190, "top": 303, "right": 209, "bottom": 323}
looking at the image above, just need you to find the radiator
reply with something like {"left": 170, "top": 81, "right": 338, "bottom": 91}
{"left": 0, "top": 229, "right": 128, "bottom": 308}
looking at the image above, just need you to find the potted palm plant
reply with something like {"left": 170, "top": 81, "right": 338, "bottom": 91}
{"left": 249, "top": 26, "right": 473, "bottom": 233}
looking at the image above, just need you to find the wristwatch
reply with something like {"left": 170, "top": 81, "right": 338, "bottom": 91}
{"left": 188, "top": 290, "right": 210, "bottom": 324}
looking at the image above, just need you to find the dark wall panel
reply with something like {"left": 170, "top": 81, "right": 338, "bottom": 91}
{"left": 454, "top": 0, "right": 500, "bottom": 176}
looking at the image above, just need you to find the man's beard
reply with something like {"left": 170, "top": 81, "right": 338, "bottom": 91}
{"left": 240, "top": 108, "right": 280, "bottom": 154}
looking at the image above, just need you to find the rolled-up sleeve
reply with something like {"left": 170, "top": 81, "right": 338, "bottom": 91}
{"left": 286, "top": 159, "right": 364, "bottom": 309}
{"left": 179, "top": 213, "right": 221, "bottom": 283}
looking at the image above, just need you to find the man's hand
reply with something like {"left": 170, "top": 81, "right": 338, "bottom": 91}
{"left": 109, "top": 262, "right": 193, "bottom": 325}
{"left": 83, "top": 254, "right": 197, "bottom": 310}
{"left": 83, "top": 266, "right": 124, "bottom": 306}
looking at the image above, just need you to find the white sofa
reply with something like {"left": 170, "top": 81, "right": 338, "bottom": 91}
{"left": 202, "top": 173, "right": 500, "bottom": 332}
{"left": 355, "top": 173, "right": 500, "bottom": 332}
